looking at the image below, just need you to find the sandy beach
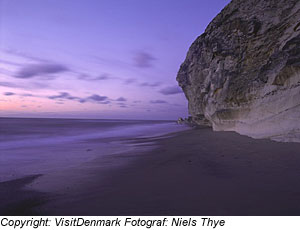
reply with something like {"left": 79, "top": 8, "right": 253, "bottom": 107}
{"left": 1, "top": 125, "right": 300, "bottom": 216}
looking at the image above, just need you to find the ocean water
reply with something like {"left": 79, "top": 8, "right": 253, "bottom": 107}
{"left": 0, "top": 118, "right": 189, "bottom": 182}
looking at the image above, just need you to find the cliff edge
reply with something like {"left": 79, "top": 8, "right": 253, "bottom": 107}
{"left": 177, "top": 0, "right": 300, "bottom": 142}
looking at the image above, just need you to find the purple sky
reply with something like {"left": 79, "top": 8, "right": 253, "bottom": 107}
{"left": 0, "top": 0, "right": 230, "bottom": 120}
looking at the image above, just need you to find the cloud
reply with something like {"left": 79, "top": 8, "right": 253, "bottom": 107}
{"left": 94, "top": 74, "right": 111, "bottom": 81}
{"left": 3, "top": 92, "right": 15, "bottom": 96}
{"left": 0, "top": 81, "right": 50, "bottom": 90}
{"left": 124, "top": 78, "right": 137, "bottom": 85}
{"left": 31, "top": 82, "right": 50, "bottom": 89}
{"left": 48, "top": 92, "right": 79, "bottom": 100}
{"left": 115, "top": 97, "right": 127, "bottom": 102}
{"left": 159, "top": 86, "right": 183, "bottom": 95}
{"left": 15, "top": 63, "right": 69, "bottom": 79}
{"left": 117, "top": 102, "right": 128, "bottom": 108}
{"left": 79, "top": 73, "right": 114, "bottom": 81}
{"left": 91, "top": 55, "right": 130, "bottom": 70}
{"left": 150, "top": 100, "right": 167, "bottom": 104}
{"left": 87, "top": 94, "right": 108, "bottom": 102}
{"left": 2, "top": 91, "right": 40, "bottom": 98}
{"left": 79, "top": 99, "right": 87, "bottom": 103}
{"left": 77, "top": 74, "right": 91, "bottom": 80}
{"left": 0, "top": 81, "right": 20, "bottom": 88}
{"left": 5, "top": 49, "right": 48, "bottom": 63}
{"left": 21, "top": 93, "right": 34, "bottom": 97}
{"left": 0, "top": 59, "right": 22, "bottom": 67}
{"left": 100, "top": 101, "right": 111, "bottom": 104}
{"left": 139, "top": 82, "right": 161, "bottom": 87}
{"left": 133, "top": 51, "right": 156, "bottom": 68}
{"left": 48, "top": 92, "right": 86, "bottom": 103}
{"left": 47, "top": 92, "right": 110, "bottom": 105}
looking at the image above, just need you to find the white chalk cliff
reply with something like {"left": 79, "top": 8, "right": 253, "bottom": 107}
{"left": 177, "top": 0, "right": 300, "bottom": 142}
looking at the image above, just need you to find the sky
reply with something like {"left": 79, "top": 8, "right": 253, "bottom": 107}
{"left": 0, "top": 0, "right": 230, "bottom": 120}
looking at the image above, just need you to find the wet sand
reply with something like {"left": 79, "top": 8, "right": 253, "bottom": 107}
{"left": 0, "top": 175, "right": 46, "bottom": 215}
{"left": 2, "top": 126, "right": 300, "bottom": 215}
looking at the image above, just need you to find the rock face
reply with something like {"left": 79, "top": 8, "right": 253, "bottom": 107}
{"left": 177, "top": 0, "right": 300, "bottom": 142}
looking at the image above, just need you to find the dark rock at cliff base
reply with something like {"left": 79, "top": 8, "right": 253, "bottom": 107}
{"left": 177, "top": 0, "right": 300, "bottom": 142}
{"left": 177, "top": 116, "right": 211, "bottom": 127}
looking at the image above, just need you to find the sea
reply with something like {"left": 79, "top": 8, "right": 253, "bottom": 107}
{"left": 0, "top": 117, "right": 189, "bottom": 182}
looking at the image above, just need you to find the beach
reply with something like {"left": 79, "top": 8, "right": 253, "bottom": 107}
{"left": 1, "top": 118, "right": 300, "bottom": 215}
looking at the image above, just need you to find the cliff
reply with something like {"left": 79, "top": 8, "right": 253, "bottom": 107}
{"left": 177, "top": 0, "right": 300, "bottom": 142}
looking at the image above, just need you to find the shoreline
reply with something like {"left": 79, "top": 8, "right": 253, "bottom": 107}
{"left": 2, "top": 127, "right": 300, "bottom": 215}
